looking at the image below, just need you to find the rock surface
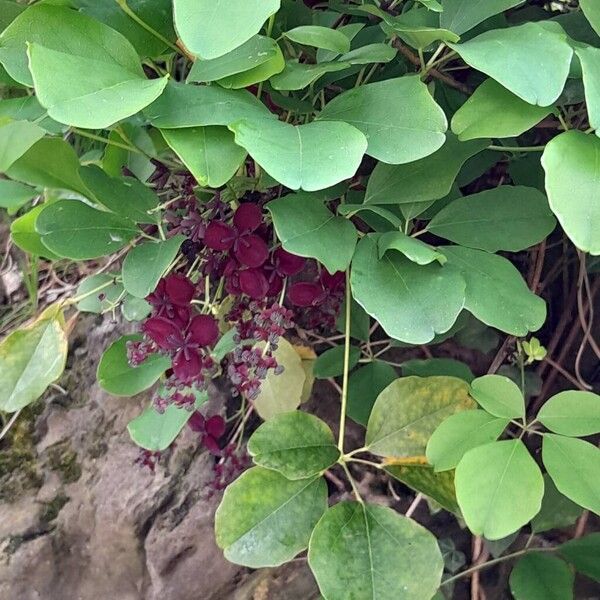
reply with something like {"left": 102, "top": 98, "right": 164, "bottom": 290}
{"left": 0, "top": 317, "right": 319, "bottom": 600}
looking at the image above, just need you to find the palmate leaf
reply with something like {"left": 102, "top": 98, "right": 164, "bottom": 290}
{"left": 308, "top": 501, "right": 443, "bottom": 600}
{"left": 317, "top": 76, "right": 447, "bottom": 164}
{"left": 248, "top": 411, "right": 340, "bottom": 480}
{"left": 215, "top": 467, "right": 327, "bottom": 568}
{"left": 542, "top": 130, "right": 600, "bottom": 255}
{"left": 351, "top": 236, "right": 465, "bottom": 344}
{"left": 161, "top": 127, "right": 247, "bottom": 188}
{"left": 509, "top": 553, "right": 574, "bottom": 600}
{"left": 230, "top": 119, "right": 367, "bottom": 191}
{"left": 268, "top": 193, "right": 358, "bottom": 273}
{"left": 449, "top": 21, "right": 573, "bottom": 107}
{"left": 174, "top": 0, "right": 281, "bottom": 60}
{"left": 366, "top": 375, "right": 475, "bottom": 458}
{"left": 0, "top": 5, "right": 167, "bottom": 127}
{"left": 427, "top": 186, "right": 556, "bottom": 253}
{"left": 0, "top": 305, "right": 68, "bottom": 413}
{"left": 455, "top": 440, "right": 544, "bottom": 540}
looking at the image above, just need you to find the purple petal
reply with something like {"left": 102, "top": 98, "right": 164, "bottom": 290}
{"left": 188, "top": 314, "right": 219, "bottom": 347}
{"left": 205, "top": 221, "right": 236, "bottom": 251}
{"left": 233, "top": 203, "right": 263, "bottom": 233}
{"left": 235, "top": 234, "right": 269, "bottom": 268}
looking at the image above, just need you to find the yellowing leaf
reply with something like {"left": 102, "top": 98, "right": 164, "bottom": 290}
{"left": 254, "top": 338, "right": 306, "bottom": 420}
{"left": 0, "top": 306, "right": 68, "bottom": 412}
{"left": 366, "top": 376, "right": 475, "bottom": 457}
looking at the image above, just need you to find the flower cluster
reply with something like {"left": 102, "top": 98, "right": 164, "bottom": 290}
{"left": 188, "top": 411, "right": 226, "bottom": 455}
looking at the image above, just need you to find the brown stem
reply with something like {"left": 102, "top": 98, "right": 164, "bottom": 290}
{"left": 392, "top": 39, "right": 472, "bottom": 94}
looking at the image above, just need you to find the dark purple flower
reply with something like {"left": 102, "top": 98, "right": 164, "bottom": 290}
{"left": 188, "top": 412, "right": 226, "bottom": 455}
{"left": 143, "top": 313, "right": 219, "bottom": 382}
{"left": 204, "top": 203, "right": 269, "bottom": 268}
{"left": 146, "top": 274, "right": 195, "bottom": 318}
{"left": 264, "top": 248, "right": 306, "bottom": 296}
{"left": 288, "top": 282, "right": 327, "bottom": 307}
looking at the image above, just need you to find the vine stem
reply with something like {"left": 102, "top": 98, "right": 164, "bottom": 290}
{"left": 0, "top": 410, "right": 21, "bottom": 443}
{"left": 340, "top": 462, "right": 364, "bottom": 504}
{"left": 337, "top": 271, "right": 352, "bottom": 452}
{"left": 441, "top": 546, "right": 556, "bottom": 587}
{"left": 487, "top": 144, "right": 545, "bottom": 152}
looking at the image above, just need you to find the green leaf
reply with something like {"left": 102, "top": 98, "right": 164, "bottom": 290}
{"left": 576, "top": 46, "right": 600, "bottom": 138}
{"left": 560, "top": 533, "right": 600, "bottom": 582}
{"left": 542, "top": 130, "right": 600, "bottom": 255}
{"left": 440, "top": 0, "right": 525, "bottom": 35}
{"left": 308, "top": 501, "right": 443, "bottom": 600}
{"left": 161, "top": 127, "right": 247, "bottom": 188}
{"left": 451, "top": 79, "right": 552, "bottom": 141}
{"left": 366, "top": 375, "right": 474, "bottom": 457}
{"left": 268, "top": 193, "right": 357, "bottom": 273}
{"left": 127, "top": 388, "right": 207, "bottom": 451}
{"left": 229, "top": 118, "right": 367, "bottom": 191}
{"left": 347, "top": 361, "right": 398, "bottom": 426}
{"left": 270, "top": 60, "right": 351, "bottom": 91}
{"left": 128, "top": 404, "right": 194, "bottom": 452}
{"left": 0, "top": 307, "right": 68, "bottom": 413}
{"left": 448, "top": 22, "right": 572, "bottom": 106}
{"left": 580, "top": 0, "right": 600, "bottom": 37}
{"left": 510, "top": 553, "right": 574, "bottom": 600}
{"left": 187, "top": 35, "right": 280, "bottom": 83}
{"left": 373, "top": 6, "right": 460, "bottom": 49}
{"left": 97, "top": 335, "right": 170, "bottom": 397}
{"left": 0, "top": 119, "right": 45, "bottom": 172}
{"left": 337, "top": 203, "right": 404, "bottom": 230}
{"left": 73, "top": 0, "right": 175, "bottom": 58}
{"left": 338, "top": 43, "right": 397, "bottom": 65}
{"left": 174, "top": 0, "right": 281, "bottom": 60}
{"left": 121, "top": 295, "right": 151, "bottom": 322}
{"left": 10, "top": 203, "right": 60, "bottom": 260}
{"left": 0, "top": 4, "right": 90, "bottom": 85}
{"left": 285, "top": 25, "right": 350, "bottom": 53}
{"left": 36, "top": 200, "right": 138, "bottom": 260}
{"left": 537, "top": 390, "right": 600, "bottom": 437}
{"left": 76, "top": 274, "right": 124, "bottom": 314}
{"left": 470, "top": 374, "right": 525, "bottom": 419}
{"left": 426, "top": 409, "right": 509, "bottom": 472}
{"left": 401, "top": 358, "right": 474, "bottom": 382}
{"left": 254, "top": 338, "right": 306, "bottom": 420}
{"left": 542, "top": 434, "right": 600, "bottom": 515}
{"left": 455, "top": 440, "right": 544, "bottom": 540}
{"left": 5, "top": 137, "right": 89, "bottom": 196}
{"left": 531, "top": 474, "right": 583, "bottom": 534}
{"left": 386, "top": 464, "right": 460, "bottom": 514}
{"left": 28, "top": 41, "right": 167, "bottom": 129}
{"left": 365, "top": 135, "right": 487, "bottom": 204}
{"left": 79, "top": 165, "right": 160, "bottom": 224}
{"left": 0, "top": 96, "right": 63, "bottom": 135}
{"left": 441, "top": 246, "right": 547, "bottom": 336}
{"left": 428, "top": 186, "right": 555, "bottom": 252}
{"left": 0, "top": 180, "right": 36, "bottom": 214}
{"left": 0, "top": 0, "right": 24, "bottom": 32}
{"left": 122, "top": 237, "right": 184, "bottom": 299}
{"left": 351, "top": 236, "right": 466, "bottom": 344}
{"left": 313, "top": 345, "right": 360, "bottom": 379}
{"left": 318, "top": 76, "right": 446, "bottom": 165}
{"left": 216, "top": 44, "right": 284, "bottom": 89}
{"left": 215, "top": 467, "right": 327, "bottom": 568}
{"left": 378, "top": 231, "right": 446, "bottom": 265}
{"left": 248, "top": 411, "right": 340, "bottom": 479}
{"left": 145, "top": 81, "right": 274, "bottom": 129}
{"left": 212, "top": 329, "right": 238, "bottom": 362}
